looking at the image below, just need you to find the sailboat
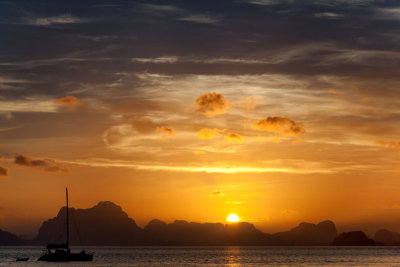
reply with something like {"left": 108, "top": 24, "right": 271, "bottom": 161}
{"left": 38, "top": 188, "right": 93, "bottom": 262}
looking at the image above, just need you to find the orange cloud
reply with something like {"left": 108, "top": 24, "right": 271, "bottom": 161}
{"left": 14, "top": 155, "right": 68, "bottom": 173}
{"left": 376, "top": 140, "right": 400, "bottom": 149}
{"left": 252, "top": 117, "right": 304, "bottom": 136}
{"left": 209, "top": 190, "right": 225, "bottom": 197}
{"left": 195, "top": 92, "right": 231, "bottom": 117}
{"left": 239, "top": 96, "right": 258, "bottom": 110}
{"left": 197, "top": 128, "right": 224, "bottom": 139}
{"left": 0, "top": 166, "right": 8, "bottom": 177}
{"left": 156, "top": 126, "right": 176, "bottom": 139}
{"left": 225, "top": 133, "right": 243, "bottom": 143}
{"left": 54, "top": 96, "right": 81, "bottom": 108}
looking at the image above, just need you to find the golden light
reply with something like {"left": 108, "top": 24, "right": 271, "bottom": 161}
{"left": 227, "top": 214, "right": 240, "bottom": 222}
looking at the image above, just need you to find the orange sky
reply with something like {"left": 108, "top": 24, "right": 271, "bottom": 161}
{"left": 1, "top": 79, "right": 400, "bottom": 236}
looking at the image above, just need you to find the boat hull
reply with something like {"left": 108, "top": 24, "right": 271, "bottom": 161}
{"left": 38, "top": 251, "right": 93, "bottom": 262}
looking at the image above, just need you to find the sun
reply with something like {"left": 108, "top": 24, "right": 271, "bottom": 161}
{"left": 227, "top": 214, "right": 240, "bottom": 223}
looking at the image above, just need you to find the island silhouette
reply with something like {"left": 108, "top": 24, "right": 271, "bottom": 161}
{"left": 0, "top": 201, "right": 397, "bottom": 246}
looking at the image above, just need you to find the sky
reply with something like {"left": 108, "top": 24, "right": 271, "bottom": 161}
{"left": 1, "top": 0, "right": 400, "bottom": 237}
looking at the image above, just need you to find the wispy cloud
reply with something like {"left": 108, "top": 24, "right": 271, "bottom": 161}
{"left": 376, "top": 8, "right": 400, "bottom": 20}
{"left": 140, "top": 4, "right": 183, "bottom": 14}
{"left": 314, "top": 12, "right": 343, "bottom": 18}
{"left": 177, "top": 14, "right": 220, "bottom": 24}
{"left": 61, "top": 158, "right": 345, "bottom": 174}
{"left": 0, "top": 99, "right": 57, "bottom": 113}
{"left": 130, "top": 56, "right": 272, "bottom": 65}
{"left": 22, "top": 14, "right": 89, "bottom": 26}
{"left": 131, "top": 57, "right": 179, "bottom": 64}
{"left": 239, "top": 96, "right": 258, "bottom": 110}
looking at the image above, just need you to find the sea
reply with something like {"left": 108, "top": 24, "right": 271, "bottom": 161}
{"left": 1, "top": 246, "right": 400, "bottom": 266}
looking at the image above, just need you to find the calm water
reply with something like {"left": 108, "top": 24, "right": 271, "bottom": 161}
{"left": 1, "top": 246, "right": 400, "bottom": 266}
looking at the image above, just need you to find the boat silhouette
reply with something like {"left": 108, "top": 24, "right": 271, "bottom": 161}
{"left": 38, "top": 188, "right": 93, "bottom": 262}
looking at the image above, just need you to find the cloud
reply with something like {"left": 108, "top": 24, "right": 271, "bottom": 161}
{"left": 156, "top": 126, "right": 177, "bottom": 139}
{"left": 0, "top": 99, "right": 57, "bottom": 113}
{"left": 131, "top": 56, "right": 179, "bottom": 64}
{"left": 177, "top": 14, "right": 220, "bottom": 24}
{"left": 141, "top": 4, "right": 183, "bottom": 14}
{"left": 23, "top": 14, "right": 87, "bottom": 26}
{"left": 54, "top": 96, "right": 81, "bottom": 108}
{"left": 195, "top": 92, "right": 231, "bottom": 117}
{"left": 209, "top": 190, "right": 225, "bottom": 197}
{"left": 252, "top": 117, "right": 305, "bottom": 136}
{"left": 239, "top": 96, "right": 258, "bottom": 110}
{"left": 225, "top": 133, "right": 243, "bottom": 143}
{"left": 226, "top": 201, "right": 243, "bottom": 205}
{"left": 376, "top": 140, "right": 400, "bottom": 149}
{"left": 14, "top": 155, "right": 68, "bottom": 173}
{"left": 328, "top": 88, "right": 344, "bottom": 95}
{"left": 314, "top": 12, "right": 343, "bottom": 19}
{"left": 376, "top": 8, "right": 400, "bottom": 20}
{"left": 103, "top": 124, "right": 136, "bottom": 146}
{"left": 246, "top": 0, "right": 277, "bottom": 5}
{"left": 63, "top": 158, "right": 343, "bottom": 174}
{"left": 0, "top": 167, "right": 9, "bottom": 177}
{"left": 0, "top": 112, "right": 12, "bottom": 120}
{"left": 197, "top": 128, "right": 224, "bottom": 139}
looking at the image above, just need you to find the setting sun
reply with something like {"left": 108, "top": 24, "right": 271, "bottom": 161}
{"left": 227, "top": 214, "right": 240, "bottom": 223}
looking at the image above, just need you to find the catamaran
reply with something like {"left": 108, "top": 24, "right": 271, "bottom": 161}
{"left": 38, "top": 188, "right": 93, "bottom": 262}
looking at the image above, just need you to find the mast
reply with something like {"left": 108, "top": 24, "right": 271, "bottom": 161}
{"left": 66, "top": 187, "right": 69, "bottom": 249}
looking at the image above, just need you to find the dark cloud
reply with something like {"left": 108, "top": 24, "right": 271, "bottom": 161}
{"left": 0, "top": 166, "right": 9, "bottom": 177}
{"left": 252, "top": 117, "right": 305, "bottom": 136}
{"left": 195, "top": 92, "right": 231, "bottom": 117}
{"left": 14, "top": 155, "right": 68, "bottom": 173}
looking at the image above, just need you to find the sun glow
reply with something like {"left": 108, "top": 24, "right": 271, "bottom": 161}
{"left": 227, "top": 214, "right": 240, "bottom": 222}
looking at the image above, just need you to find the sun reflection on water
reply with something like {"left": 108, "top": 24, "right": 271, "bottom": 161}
{"left": 225, "top": 246, "right": 242, "bottom": 267}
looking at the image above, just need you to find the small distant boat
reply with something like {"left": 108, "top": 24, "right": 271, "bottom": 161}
{"left": 16, "top": 257, "right": 29, "bottom": 261}
{"left": 37, "top": 188, "right": 93, "bottom": 262}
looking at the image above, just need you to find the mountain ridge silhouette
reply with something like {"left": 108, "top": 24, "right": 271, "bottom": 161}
{"left": 0, "top": 201, "right": 395, "bottom": 246}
